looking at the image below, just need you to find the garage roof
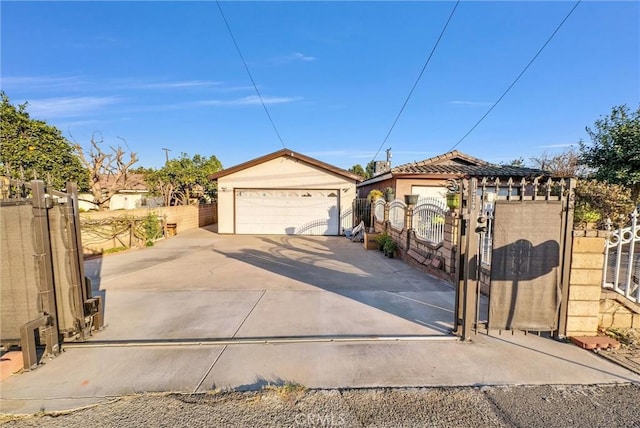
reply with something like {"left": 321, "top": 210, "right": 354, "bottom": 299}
{"left": 209, "top": 148, "right": 363, "bottom": 182}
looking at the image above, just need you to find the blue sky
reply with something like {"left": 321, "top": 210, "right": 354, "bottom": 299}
{"left": 2, "top": 1, "right": 638, "bottom": 171}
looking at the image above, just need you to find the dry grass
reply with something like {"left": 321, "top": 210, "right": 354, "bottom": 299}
{"left": 603, "top": 327, "right": 640, "bottom": 349}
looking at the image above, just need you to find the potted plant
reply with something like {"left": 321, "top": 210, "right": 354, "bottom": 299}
{"left": 367, "top": 189, "right": 384, "bottom": 202}
{"left": 383, "top": 239, "right": 397, "bottom": 258}
{"left": 375, "top": 232, "right": 390, "bottom": 251}
{"left": 446, "top": 192, "right": 460, "bottom": 210}
{"left": 404, "top": 194, "right": 419, "bottom": 206}
{"left": 385, "top": 187, "right": 395, "bottom": 202}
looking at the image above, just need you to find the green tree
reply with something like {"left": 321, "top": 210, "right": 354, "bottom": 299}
{"left": 145, "top": 153, "right": 222, "bottom": 206}
{"left": 349, "top": 161, "right": 378, "bottom": 179}
{"left": 579, "top": 105, "right": 640, "bottom": 203}
{"left": 0, "top": 92, "right": 88, "bottom": 189}
{"left": 348, "top": 164, "right": 367, "bottom": 178}
{"left": 365, "top": 160, "right": 376, "bottom": 178}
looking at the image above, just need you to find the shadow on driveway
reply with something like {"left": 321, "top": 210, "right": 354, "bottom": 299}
{"left": 82, "top": 230, "right": 458, "bottom": 343}
{"left": 212, "top": 234, "right": 456, "bottom": 336}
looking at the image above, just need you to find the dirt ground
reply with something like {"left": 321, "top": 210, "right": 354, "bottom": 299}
{"left": 598, "top": 328, "right": 640, "bottom": 375}
{"left": 2, "top": 384, "right": 640, "bottom": 428}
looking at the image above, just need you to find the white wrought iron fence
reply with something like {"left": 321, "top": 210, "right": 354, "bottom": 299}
{"left": 389, "top": 199, "right": 406, "bottom": 230}
{"left": 412, "top": 197, "right": 447, "bottom": 244}
{"left": 603, "top": 209, "right": 639, "bottom": 303}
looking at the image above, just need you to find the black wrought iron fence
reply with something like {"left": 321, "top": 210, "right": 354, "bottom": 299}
{"left": 352, "top": 198, "right": 372, "bottom": 227}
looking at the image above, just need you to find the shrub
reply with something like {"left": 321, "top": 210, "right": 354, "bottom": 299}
{"left": 375, "top": 232, "right": 391, "bottom": 249}
{"left": 383, "top": 239, "right": 397, "bottom": 255}
{"left": 574, "top": 180, "right": 634, "bottom": 228}
{"left": 142, "top": 212, "right": 162, "bottom": 246}
{"left": 574, "top": 206, "right": 601, "bottom": 223}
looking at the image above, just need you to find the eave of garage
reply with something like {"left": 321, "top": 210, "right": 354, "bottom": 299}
{"left": 209, "top": 148, "right": 364, "bottom": 183}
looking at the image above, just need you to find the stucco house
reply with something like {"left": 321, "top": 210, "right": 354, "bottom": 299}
{"left": 357, "top": 150, "right": 546, "bottom": 201}
{"left": 210, "top": 149, "right": 362, "bottom": 235}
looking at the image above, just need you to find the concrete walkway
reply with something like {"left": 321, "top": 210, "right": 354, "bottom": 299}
{"left": 1, "top": 226, "right": 639, "bottom": 414}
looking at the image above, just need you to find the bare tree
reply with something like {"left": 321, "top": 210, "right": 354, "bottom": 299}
{"left": 75, "top": 134, "right": 138, "bottom": 210}
{"left": 530, "top": 148, "right": 590, "bottom": 178}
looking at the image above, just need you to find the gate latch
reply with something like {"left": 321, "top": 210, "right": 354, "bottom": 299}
{"left": 476, "top": 215, "right": 488, "bottom": 233}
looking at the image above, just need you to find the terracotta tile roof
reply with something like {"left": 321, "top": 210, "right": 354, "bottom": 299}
{"left": 389, "top": 150, "right": 547, "bottom": 178}
{"left": 392, "top": 150, "right": 489, "bottom": 173}
{"left": 393, "top": 163, "right": 547, "bottom": 177}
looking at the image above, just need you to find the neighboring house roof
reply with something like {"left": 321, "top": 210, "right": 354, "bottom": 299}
{"left": 98, "top": 173, "right": 148, "bottom": 192}
{"left": 392, "top": 150, "right": 490, "bottom": 174}
{"left": 359, "top": 150, "right": 548, "bottom": 186}
{"left": 209, "top": 148, "right": 363, "bottom": 182}
{"left": 395, "top": 163, "right": 549, "bottom": 177}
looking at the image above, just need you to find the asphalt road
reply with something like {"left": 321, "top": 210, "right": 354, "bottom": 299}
{"left": 2, "top": 384, "right": 639, "bottom": 427}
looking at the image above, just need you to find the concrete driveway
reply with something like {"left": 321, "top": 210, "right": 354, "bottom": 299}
{"left": 2, "top": 226, "right": 639, "bottom": 414}
{"left": 85, "top": 226, "right": 457, "bottom": 341}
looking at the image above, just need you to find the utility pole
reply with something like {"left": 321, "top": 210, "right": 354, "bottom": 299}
{"left": 161, "top": 148, "right": 171, "bottom": 164}
{"left": 386, "top": 147, "right": 392, "bottom": 165}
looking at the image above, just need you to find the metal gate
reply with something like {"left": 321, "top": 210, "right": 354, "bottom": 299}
{"left": 454, "top": 176, "right": 575, "bottom": 340}
{"left": 0, "top": 178, "right": 103, "bottom": 369}
{"left": 353, "top": 198, "right": 372, "bottom": 228}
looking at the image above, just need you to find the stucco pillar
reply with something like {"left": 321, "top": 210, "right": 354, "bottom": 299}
{"left": 384, "top": 202, "right": 389, "bottom": 224}
{"left": 443, "top": 209, "right": 460, "bottom": 277}
{"left": 405, "top": 206, "right": 413, "bottom": 251}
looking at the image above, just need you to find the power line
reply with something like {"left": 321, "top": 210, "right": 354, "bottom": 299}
{"left": 371, "top": 0, "right": 461, "bottom": 164}
{"left": 448, "top": 0, "right": 582, "bottom": 152}
{"left": 216, "top": 1, "right": 287, "bottom": 149}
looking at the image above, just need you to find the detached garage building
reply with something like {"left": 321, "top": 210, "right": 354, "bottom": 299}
{"left": 210, "top": 149, "right": 362, "bottom": 235}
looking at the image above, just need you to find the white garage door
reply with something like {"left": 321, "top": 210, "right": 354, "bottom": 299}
{"left": 411, "top": 185, "right": 447, "bottom": 203}
{"left": 235, "top": 189, "right": 340, "bottom": 235}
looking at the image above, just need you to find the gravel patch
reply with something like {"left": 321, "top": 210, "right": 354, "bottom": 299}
{"left": 340, "top": 388, "right": 506, "bottom": 427}
{"left": 485, "top": 384, "right": 640, "bottom": 428}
